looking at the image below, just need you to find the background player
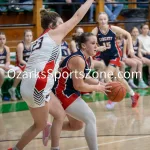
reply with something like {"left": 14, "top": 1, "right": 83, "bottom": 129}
{"left": 0, "top": 32, "right": 20, "bottom": 101}
{"left": 92, "top": 12, "right": 140, "bottom": 109}
{"left": 8, "top": 29, "right": 33, "bottom": 101}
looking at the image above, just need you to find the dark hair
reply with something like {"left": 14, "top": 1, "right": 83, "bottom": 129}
{"left": 24, "top": 29, "right": 32, "bottom": 37}
{"left": 40, "top": 9, "right": 61, "bottom": 30}
{"left": 140, "top": 23, "right": 149, "bottom": 29}
{"left": 76, "top": 32, "right": 95, "bottom": 49}
{"left": 0, "top": 32, "right": 5, "bottom": 36}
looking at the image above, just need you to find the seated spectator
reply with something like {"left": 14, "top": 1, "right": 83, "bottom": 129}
{"left": 46, "top": 0, "right": 84, "bottom": 16}
{"left": 89, "top": 0, "right": 123, "bottom": 22}
{"left": 0, "top": 32, "right": 21, "bottom": 102}
{"left": 116, "top": 33, "right": 148, "bottom": 89}
{"left": 138, "top": 24, "right": 150, "bottom": 84}
{"left": 105, "top": 0, "right": 124, "bottom": 21}
{"left": 0, "top": 0, "right": 8, "bottom": 12}
{"left": 137, "top": 0, "right": 149, "bottom": 8}
{"left": 138, "top": 24, "right": 150, "bottom": 58}
{"left": 19, "top": 0, "right": 33, "bottom": 11}
{"left": 131, "top": 27, "right": 150, "bottom": 86}
{"left": 16, "top": 29, "right": 33, "bottom": 71}
{"left": 9, "top": 0, "right": 20, "bottom": 11}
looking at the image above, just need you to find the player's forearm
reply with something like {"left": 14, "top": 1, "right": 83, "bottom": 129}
{"left": 19, "top": 59, "right": 27, "bottom": 65}
{"left": 74, "top": 82, "right": 98, "bottom": 92}
{"left": 127, "top": 33, "right": 134, "bottom": 53}
{"left": 84, "top": 77, "right": 99, "bottom": 85}
{"left": 5, "top": 61, "right": 10, "bottom": 66}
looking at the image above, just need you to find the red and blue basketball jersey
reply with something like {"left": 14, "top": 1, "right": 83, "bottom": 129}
{"left": 61, "top": 41, "right": 70, "bottom": 57}
{"left": 16, "top": 41, "right": 32, "bottom": 71}
{"left": 0, "top": 47, "right": 7, "bottom": 64}
{"left": 133, "top": 39, "right": 139, "bottom": 56}
{"left": 96, "top": 26, "right": 121, "bottom": 67}
{"left": 53, "top": 50, "right": 90, "bottom": 109}
{"left": 119, "top": 40, "right": 124, "bottom": 52}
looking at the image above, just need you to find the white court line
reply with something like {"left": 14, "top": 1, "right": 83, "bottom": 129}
{"left": 69, "top": 135, "right": 150, "bottom": 150}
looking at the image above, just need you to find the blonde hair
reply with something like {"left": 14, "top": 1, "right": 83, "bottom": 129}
{"left": 97, "top": 12, "right": 108, "bottom": 20}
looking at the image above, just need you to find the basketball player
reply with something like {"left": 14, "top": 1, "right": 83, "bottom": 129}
{"left": 9, "top": 30, "right": 33, "bottom": 101}
{"left": 0, "top": 32, "right": 20, "bottom": 101}
{"left": 8, "top": 0, "right": 95, "bottom": 150}
{"left": 92, "top": 12, "right": 140, "bottom": 109}
{"left": 51, "top": 33, "right": 110, "bottom": 150}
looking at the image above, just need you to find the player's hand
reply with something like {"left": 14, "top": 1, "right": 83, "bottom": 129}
{"left": 98, "top": 46, "right": 108, "bottom": 52}
{"left": 96, "top": 83, "right": 111, "bottom": 95}
{"left": 104, "top": 83, "right": 112, "bottom": 94}
{"left": 4, "top": 65, "right": 10, "bottom": 71}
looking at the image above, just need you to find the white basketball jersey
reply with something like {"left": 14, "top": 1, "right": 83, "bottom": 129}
{"left": 25, "top": 32, "right": 61, "bottom": 75}
{"left": 20, "top": 31, "right": 62, "bottom": 107}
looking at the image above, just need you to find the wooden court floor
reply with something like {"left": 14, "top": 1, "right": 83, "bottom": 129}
{"left": 1, "top": 95, "right": 150, "bottom": 150}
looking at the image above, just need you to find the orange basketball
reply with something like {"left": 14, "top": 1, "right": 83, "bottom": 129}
{"left": 106, "top": 82, "right": 126, "bottom": 102}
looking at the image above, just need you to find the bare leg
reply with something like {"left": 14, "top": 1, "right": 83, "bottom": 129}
{"left": 16, "top": 103, "right": 49, "bottom": 150}
{"left": 104, "top": 65, "right": 116, "bottom": 83}
{"left": 119, "top": 61, "right": 125, "bottom": 74}
{"left": 132, "top": 58, "right": 143, "bottom": 80}
{"left": 93, "top": 60, "right": 106, "bottom": 81}
{"left": 123, "top": 58, "right": 137, "bottom": 80}
{"left": 141, "top": 57, "right": 150, "bottom": 74}
{"left": 0, "top": 68, "right": 5, "bottom": 88}
{"left": 49, "top": 92, "right": 66, "bottom": 147}
{"left": 62, "top": 115, "right": 84, "bottom": 131}
{"left": 12, "top": 70, "right": 22, "bottom": 88}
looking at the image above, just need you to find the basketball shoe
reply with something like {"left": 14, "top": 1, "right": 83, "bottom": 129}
{"left": 106, "top": 100, "right": 116, "bottom": 110}
{"left": 42, "top": 122, "right": 52, "bottom": 146}
{"left": 131, "top": 93, "right": 140, "bottom": 108}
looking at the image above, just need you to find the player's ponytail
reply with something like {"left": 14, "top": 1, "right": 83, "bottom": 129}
{"left": 76, "top": 32, "right": 94, "bottom": 49}
{"left": 40, "top": 9, "right": 60, "bottom": 30}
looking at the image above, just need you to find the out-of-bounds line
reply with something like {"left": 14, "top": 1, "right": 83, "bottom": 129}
{"left": 69, "top": 135, "right": 150, "bottom": 150}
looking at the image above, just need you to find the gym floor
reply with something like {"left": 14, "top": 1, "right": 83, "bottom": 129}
{"left": 0, "top": 88, "right": 150, "bottom": 150}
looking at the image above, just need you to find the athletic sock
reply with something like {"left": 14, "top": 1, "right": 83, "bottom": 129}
{"left": 13, "top": 146, "right": 19, "bottom": 150}
{"left": 129, "top": 89, "right": 135, "bottom": 96}
{"left": 51, "top": 147, "right": 60, "bottom": 150}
